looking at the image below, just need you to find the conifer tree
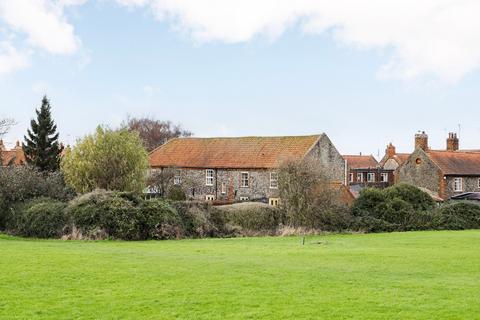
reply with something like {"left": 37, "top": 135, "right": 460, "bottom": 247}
{"left": 23, "top": 96, "right": 63, "bottom": 171}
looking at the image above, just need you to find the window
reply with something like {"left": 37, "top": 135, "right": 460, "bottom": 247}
{"left": 381, "top": 173, "right": 389, "bottom": 183}
{"left": 367, "top": 173, "right": 375, "bottom": 182}
{"left": 478, "top": 178, "right": 480, "bottom": 189}
{"left": 454, "top": 177, "right": 463, "bottom": 192}
{"left": 270, "top": 172, "right": 278, "bottom": 189}
{"left": 173, "top": 169, "right": 181, "bottom": 185}
{"left": 221, "top": 182, "right": 227, "bottom": 194}
{"left": 240, "top": 196, "right": 249, "bottom": 201}
{"left": 357, "top": 173, "right": 364, "bottom": 183}
{"left": 206, "top": 169, "right": 214, "bottom": 186}
{"left": 349, "top": 173, "right": 354, "bottom": 183}
{"left": 269, "top": 198, "right": 280, "bottom": 206}
{"left": 241, "top": 172, "right": 249, "bottom": 188}
{"left": 205, "top": 195, "right": 215, "bottom": 201}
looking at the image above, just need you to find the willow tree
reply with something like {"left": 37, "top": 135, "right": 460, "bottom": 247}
{"left": 61, "top": 127, "right": 149, "bottom": 193}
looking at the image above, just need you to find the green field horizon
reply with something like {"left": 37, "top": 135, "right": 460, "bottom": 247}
{"left": 1, "top": 231, "right": 479, "bottom": 319}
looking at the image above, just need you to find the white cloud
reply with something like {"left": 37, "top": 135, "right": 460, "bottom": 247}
{"left": 0, "top": 0, "right": 80, "bottom": 54}
{"left": 115, "top": 0, "right": 151, "bottom": 7}
{"left": 0, "top": 41, "right": 29, "bottom": 76}
{"left": 146, "top": 0, "right": 480, "bottom": 82}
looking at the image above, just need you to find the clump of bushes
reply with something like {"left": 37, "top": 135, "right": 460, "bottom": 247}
{"left": 352, "top": 184, "right": 437, "bottom": 232}
{"left": 437, "top": 201, "right": 480, "bottom": 230}
{"left": 7, "top": 198, "right": 67, "bottom": 238}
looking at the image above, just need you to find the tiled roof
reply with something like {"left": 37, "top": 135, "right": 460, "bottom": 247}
{"left": 149, "top": 135, "right": 322, "bottom": 169}
{"left": 380, "top": 153, "right": 410, "bottom": 167}
{"left": 427, "top": 150, "right": 480, "bottom": 176}
{"left": 343, "top": 155, "right": 378, "bottom": 169}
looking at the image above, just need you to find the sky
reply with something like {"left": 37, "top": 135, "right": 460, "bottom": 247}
{"left": 1, "top": 0, "right": 480, "bottom": 158}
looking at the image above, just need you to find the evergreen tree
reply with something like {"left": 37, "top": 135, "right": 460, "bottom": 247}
{"left": 23, "top": 96, "right": 63, "bottom": 171}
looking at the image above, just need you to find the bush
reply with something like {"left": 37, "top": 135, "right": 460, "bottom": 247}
{"left": 437, "top": 201, "right": 480, "bottom": 230}
{"left": 167, "top": 185, "right": 187, "bottom": 201}
{"left": 215, "top": 203, "right": 285, "bottom": 234}
{"left": 139, "top": 199, "right": 183, "bottom": 239}
{"left": 0, "top": 166, "right": 75, "bottom": 204}
{"left": 171, "top": 201, "right": 225, "bottom": 238}
{"left": 8, "top": 198, "right": 67, "bottom": 238}
{"left": 352, "top": 184, "right": 436, "bottom": 232}
{"left": 66, "top": 190, "right": 181, "bottom": 240}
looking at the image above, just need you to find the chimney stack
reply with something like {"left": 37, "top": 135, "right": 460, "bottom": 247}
{"left": 446, "top": 132, "right": 459, "bottom": 151}
{"left": 0, "top": 139, "right": 5, "bottom": 151}
{"left": 415, "top": 131, "right": 429, "bottom": 151}
{"left": 386, "top": 143, "right": 396, "bottom": 158}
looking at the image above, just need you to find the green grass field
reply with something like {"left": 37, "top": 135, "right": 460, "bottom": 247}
{"left": 1, "top": 231, "right": 480, "bottom": 319}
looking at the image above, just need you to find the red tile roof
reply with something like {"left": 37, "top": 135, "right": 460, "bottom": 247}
{"left": 149, "top": 135, "right": 322, "bottom": 169}
{"left": 427, "top": 150, "right": 480, "bottom": 176}
{"left": 343, "top": 155, "right": 378, "bottom": 169}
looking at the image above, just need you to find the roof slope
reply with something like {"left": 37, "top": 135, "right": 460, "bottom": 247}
{"left": 343, "top": 155, "right": 378, "bottom": 169}
{"left": 427, "top": 151, "right": 480, "bottom": 176}
{"left": 149, "top": 135, "right": 322, "bottom": 169}
{"left": 1, "top": 149, "right": 26, "bottom": 166}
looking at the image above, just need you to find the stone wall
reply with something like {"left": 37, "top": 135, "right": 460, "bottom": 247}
{"left": 306, "top": 133, "right": 346, "bottom": 184}
{"left": 397, "top": 149, "right": 441, "bottom": 195}
{"left": 444, "top": 176, "right": 480, "bottom": 198}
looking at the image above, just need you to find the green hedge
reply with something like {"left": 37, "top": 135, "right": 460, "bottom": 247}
{"left": 8, "top": 198, "right": 67, "bottom": 238}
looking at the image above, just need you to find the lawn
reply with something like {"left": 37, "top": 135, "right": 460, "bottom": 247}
{"left": 1, "top": 231, "right": 480, "bottom": 319}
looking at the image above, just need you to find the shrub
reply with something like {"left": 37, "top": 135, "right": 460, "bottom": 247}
{"left": 215, "top": 203, "right": 285, "bottom": 234}
{"left": 167, "top": 185, "right": 187, "bottom": 201}
{"left": 8, "top": 198, "right": 67, "bottom": 238}
{"left": 171, "top": 201, "right": 222, "bottom": 238}
{"left": 66, "top": 190, "right": 141, "bottom": 240}
{"left": 0, "top": 166, "right": 75, "bottom": 204}
{"left": 352, "top": 184, "right": 436, "bottom": 232}
{"left": 437, "top": 201, "right": 480, "bottom": 230}
{"left": 139, "top": 199, "right": 183, "bottom": 239}
{"left": 66, "top": 190, "right": 181, "bottom": 240}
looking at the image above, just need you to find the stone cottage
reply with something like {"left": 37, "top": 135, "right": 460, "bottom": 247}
{"left": 148, "top": 134, "right": 346, "bottom": 204}
{"left": 397, "top": 132, "right": 480, "bottom": 200}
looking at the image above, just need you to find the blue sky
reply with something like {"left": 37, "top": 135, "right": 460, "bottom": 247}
{"left": 1, "top": 1, "right": 480, "bottom": 157}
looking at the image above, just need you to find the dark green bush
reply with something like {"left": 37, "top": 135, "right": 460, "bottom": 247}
{"left": 352, "top": 184, "right": 436, "bottom": 232}
{"left": 171, "top": 201, "right": 225, "bottom": 238}
{"left": 139, "top": 199, "right": 183, "bottom": 239}
{"left": 167, "top": 185, "right": 187, "bottom": 201}
{"left": 8, "top": 198, "right": 67, "bottom": 238}
{"left": 437, "top": 201, "right": 480, "bottom": 230}
{"left": 66, "top": 190, "right": 182, "bottom": 240}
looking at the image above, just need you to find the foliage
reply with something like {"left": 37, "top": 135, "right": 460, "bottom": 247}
{"left": 352, "top": 183, "right": 437, "bottom": 231}
{"left": 0, "top": 166, "right": 75, "bottom": 204}
{"left": 61, "top": 127, "right": 149, "bottom": 193}
{"left": 167, "top": 185, "right": 187, "bottom": 201}
{"left": 122, "top": 116, "right": 192, "bottom": 152}
{"left": 7, "top": 198, "right": 67, "bottom": 238}
{"left": 66, "top": 190, "right": 182, "bottom": 240}
{"left": 0, "top": 118, "right": 15, "bottom": 137}
{"left": 215, "top": 203, "right": 285, "bottom": 234}
{"left": 171, "top": 201, "right": 223, "bottom": 238}
{"left": 23, "top": 96, "right": 63, "bottom": 171}
{"left": 437, "top": 201, "right": 480, "bottom": 230}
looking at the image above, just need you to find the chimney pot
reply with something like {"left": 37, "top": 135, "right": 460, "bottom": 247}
{"left": 415, "top": 131, "right": 429, "bottom": 151}
{"left": 447, "top": 132, "right": 459, "bottom": 151}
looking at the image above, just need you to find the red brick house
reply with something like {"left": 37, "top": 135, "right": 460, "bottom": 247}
{"left": 0, "top": 140, "right": 26, "bottom": 167}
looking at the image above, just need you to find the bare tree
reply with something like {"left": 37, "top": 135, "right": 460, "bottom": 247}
{"left": 278, "top": 158, "right": 349, "bottom": 229}
{"left": 0, "top": 118, "right": 15, "bottom": 137}
{"left": 122, "top": 116, "right": 192, "bottom": 152}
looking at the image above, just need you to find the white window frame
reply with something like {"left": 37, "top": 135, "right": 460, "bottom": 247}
{"left": 381, "top": 173, "right": 389, "bottom": 183}
{"left": 270, "top": 172, "right": 278, "bottom": 189}
{"left": 349, "top": 173, "right": 354, "bottom": 183}
{"left": 454, "top": 177, "right": 463, "bottom": 192}
{"left": 367, "top": 173, "right": 375, "bottom": 183}
{"left": 240, "top": 172, "right": 249, "bottom": 188}
{"left": 357, "top": 172, "right": 364, "bottom": 183}
{"left": 173, "top": 169, "right": 181, "bottom": 185}
{"left": 221, "top": 182, "right": 227, "bottom": 194}
{"left": 206, "top": 169, "right": 214, "bottom": 186}
{"left": 478, "top": 178, "right": 480, "bottom": 189}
